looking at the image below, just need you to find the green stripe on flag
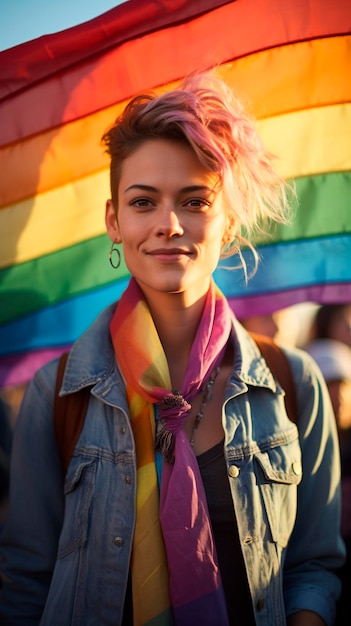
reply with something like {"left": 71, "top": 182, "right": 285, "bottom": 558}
{"left": 271, "top": 171, "right": 351, "bottom": 243}
{"left": 0, "top": 235, "right": 128, "bottom": 324}
{"left": 1, "top": 171, "right": 350, "bottom": 325}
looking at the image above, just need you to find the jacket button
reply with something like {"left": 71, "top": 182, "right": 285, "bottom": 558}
{"left": 125, "top": 475, "right": 132, "bottom": 485}
{"left": 113, "top": 536, "right": 124, "bottom": 547}
{"left": 292, "top": 460, "right": 302, "bottom": 475}
{"left": 228, "top": 465, "right": 240, "bottom": 478}
{"left": 120, "top": 426, "right": 127, "bottom": 434}
{"left": 256, "top": 597, "right": 265, "bottom": 611}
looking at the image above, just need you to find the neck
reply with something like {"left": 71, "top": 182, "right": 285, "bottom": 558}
{"left": 141, "top": 288, "right": 210, "bottom": 390}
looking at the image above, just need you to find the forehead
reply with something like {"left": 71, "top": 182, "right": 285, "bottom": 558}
{"left": 118, "top": 138, "right": 219, "bottom": 190}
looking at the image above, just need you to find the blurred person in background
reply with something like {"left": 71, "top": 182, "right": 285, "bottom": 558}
{"left": 239, "top": 314, "right": 279, "bottom": 340}
{"left": 307, "top": 304, "right": 351, "bottom": 349}
{"left": 304, "top": 338, "right": 351, "bottom": 626}
{"left": 239, "top": 307, "right": 302, "bottom": 347}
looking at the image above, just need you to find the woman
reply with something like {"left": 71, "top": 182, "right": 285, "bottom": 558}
{"left": 0, "top": 73, "right": 344, "bottom": 625}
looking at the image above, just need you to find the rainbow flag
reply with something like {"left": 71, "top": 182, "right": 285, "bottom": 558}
{"left": 1, "top": 0, "right": 350, "bottom": 387}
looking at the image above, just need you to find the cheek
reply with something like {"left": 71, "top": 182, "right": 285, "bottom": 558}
{"left": 117, "top": 216, "right": 142, "bottom": 246}
{"left": 117, "top": 223, "right": 147, "bottom": 275}
{"left": 201, "top": 227, "right": 226, "bottom": 270}
{"left": 203, "top": 209, "right": 226, "bottom": 237}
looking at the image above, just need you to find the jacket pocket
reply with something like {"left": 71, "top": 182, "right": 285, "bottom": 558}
{"left": 57, "top": 456, "right": 96, "bottom": 558}
{"left": 254, "top": 432, "right": 302, "bottom": 547}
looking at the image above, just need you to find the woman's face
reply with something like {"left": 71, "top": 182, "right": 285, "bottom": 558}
{"left": 106, "top": 138, "right": 226, "bottom": 304}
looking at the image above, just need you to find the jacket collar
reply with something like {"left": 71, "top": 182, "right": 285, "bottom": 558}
{"left": 60, "top": 302, "right": 277, "bottom": 396}
{"left": 229, "top": 314, "right": 278, "bottom": 393}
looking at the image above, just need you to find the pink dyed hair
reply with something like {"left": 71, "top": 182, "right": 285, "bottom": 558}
{"left": 102, "top": 72, "right": 292, "bottom": 269}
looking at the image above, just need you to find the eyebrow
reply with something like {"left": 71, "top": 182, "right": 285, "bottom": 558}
{"left": 123, "top": 184, "right": 215, "bottom": 194}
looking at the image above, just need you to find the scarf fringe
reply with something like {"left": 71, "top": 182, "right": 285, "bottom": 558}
{"left": 155, "top": 422, "right": 175, "bottom": 465}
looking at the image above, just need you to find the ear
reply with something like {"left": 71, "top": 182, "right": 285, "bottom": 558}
{"left": 105, "top": 199, "right": 122, "bottom": 243}
{"left": 222, "top": 215, "right": 237, "bottom": 244}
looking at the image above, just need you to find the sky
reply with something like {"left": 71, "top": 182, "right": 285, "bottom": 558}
{"left": 0, "top": 0, "right": 127, "bottom": 51}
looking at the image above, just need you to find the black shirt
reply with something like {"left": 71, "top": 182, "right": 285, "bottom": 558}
{"left": 122, "top": 441, "right": 256, "bottom": 625}
{"left": 197, "top": 441, "right": 256, "bottom": 626}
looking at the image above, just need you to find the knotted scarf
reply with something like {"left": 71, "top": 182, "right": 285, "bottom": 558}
{"left": 110, "top": 277, "right": 232, "bottom": 625}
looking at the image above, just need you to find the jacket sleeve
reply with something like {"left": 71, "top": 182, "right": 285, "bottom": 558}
{"left": 283, "top": 347, "right": 346, "bottom": 625}
{"left": 0, "top": 360, "right": 64, "bottom": 625}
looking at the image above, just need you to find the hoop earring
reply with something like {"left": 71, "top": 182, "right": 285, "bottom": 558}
{"left": 109, "top": 240, "right": 121, "bottom": 269}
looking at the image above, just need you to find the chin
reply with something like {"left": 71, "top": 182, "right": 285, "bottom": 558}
{"left": 137, "top": 276, "right": 212, "bottom": 305}
{"left": 151, "top": 282, "right": 186, "bottom": 294}
{"left": 135, "top": 277, "right": 188, "bottom": 296}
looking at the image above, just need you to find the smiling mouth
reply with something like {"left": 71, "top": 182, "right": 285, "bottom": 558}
{"left": 147, "top": 249, "right": 192, "bottom": 261}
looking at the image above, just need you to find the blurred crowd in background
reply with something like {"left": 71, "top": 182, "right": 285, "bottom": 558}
{"left": 241, "top": 301, "right": 351, "bottom": 625}
{"left": 1, "top": 300, "right": 351, "bottom": 622}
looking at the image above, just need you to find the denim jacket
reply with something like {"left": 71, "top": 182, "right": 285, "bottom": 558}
{"left": 0, "top": 303, "right": 345, "bottom": 625}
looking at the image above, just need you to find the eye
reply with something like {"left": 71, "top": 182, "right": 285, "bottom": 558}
{"left": 130, "top": 197, "right": 154, "bottom": 208}
{"left": 184, "top": 197, "right": 211, "bottom": 209}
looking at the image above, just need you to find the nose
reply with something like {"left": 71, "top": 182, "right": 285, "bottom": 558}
{"left": 156, "top": 207, "right": 184, "bottom": 238}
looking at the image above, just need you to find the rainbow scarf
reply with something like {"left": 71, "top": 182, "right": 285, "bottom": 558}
{"left": 110, "top": 278, "right": 232, "bottom": 625}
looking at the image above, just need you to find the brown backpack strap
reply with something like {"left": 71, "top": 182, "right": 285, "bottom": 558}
{"left": 54, "top": 351, "right": 90, "bottom": 474}
{"left": 249, "top": 332, "right": 299, "bottom": 424}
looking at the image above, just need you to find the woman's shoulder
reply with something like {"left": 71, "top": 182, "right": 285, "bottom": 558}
{"left": 30, "top": 302, "right": 118, "bottom": 392}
